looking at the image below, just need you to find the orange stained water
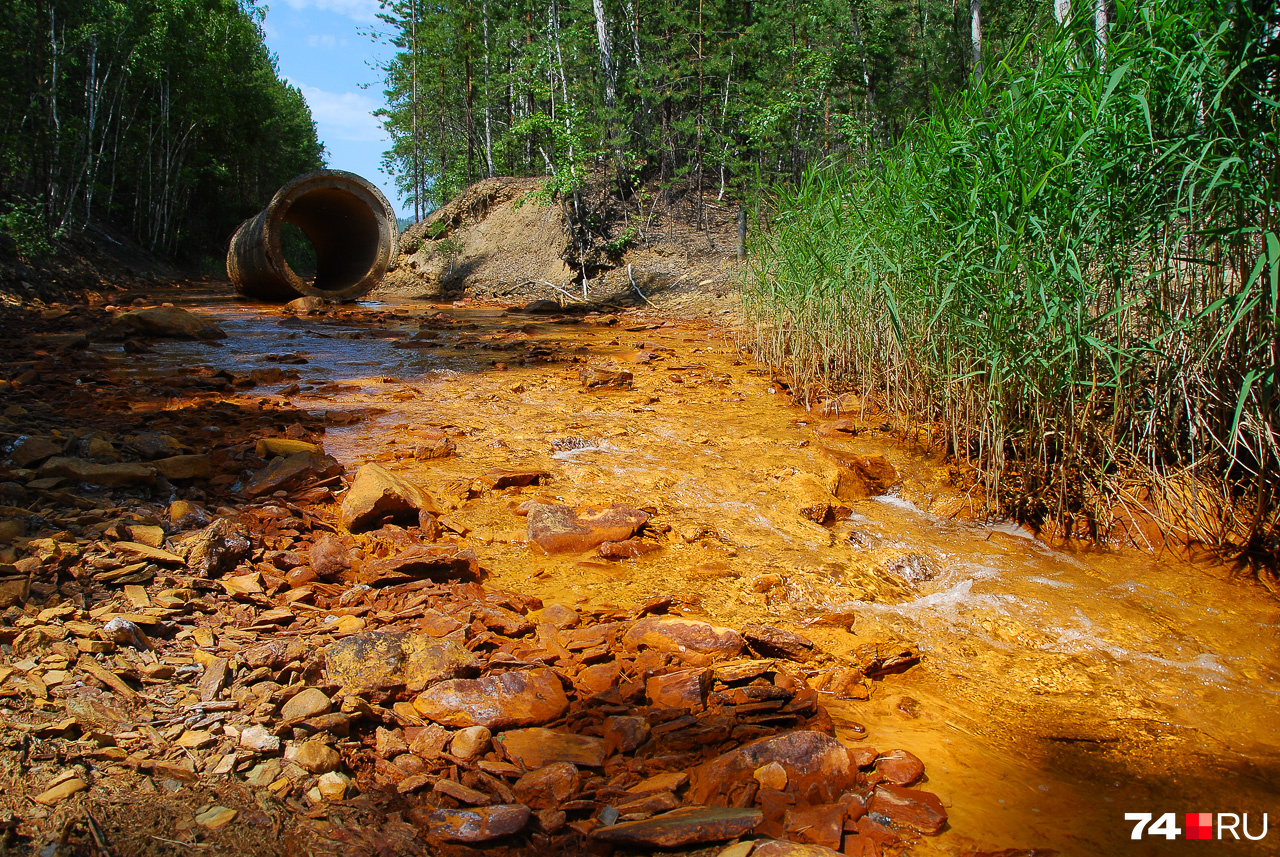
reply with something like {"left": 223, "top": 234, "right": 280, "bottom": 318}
{"left": 129, "top": 293, "right": 1280, "bottom": 856}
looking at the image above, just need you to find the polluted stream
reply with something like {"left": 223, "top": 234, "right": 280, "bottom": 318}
{"left": 111, "top": 290, "right": 1279, "bottom": 855}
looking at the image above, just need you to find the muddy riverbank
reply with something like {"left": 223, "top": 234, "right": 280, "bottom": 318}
{"left": 0, "top": 281, "right": 1276, "bottom": 856}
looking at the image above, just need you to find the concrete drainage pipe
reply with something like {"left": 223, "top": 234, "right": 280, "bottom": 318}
{"left": 227, "top": 169, "right": 399, "bottom": 303}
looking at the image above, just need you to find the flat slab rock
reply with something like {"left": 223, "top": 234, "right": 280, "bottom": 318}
{"left": 325, "top": 631, "right": 480, "bottom": 696}
{"left": 495, "top": 727, "right": 607, "bottom": 768}
{"left": 590, "top": 806, "right": 763, "bottom": 847}
{"left": 106, "top": 305, "right": 227, "bottom": 340}
{"left": 419, "top": 804, "right": 531, "bottom": 842}
{"left": 244, "top": 450, "right": 342, "bottom": 498}
{"left": 340, "top": 463, "right": 439, "bottom": 532}
{"left": 37, "top": 457, "right": 156, "bottom": 488}
{"left": 866, "top": 783, "right": 947, "bottom": 835}
{"left": 690, "top": 731, "right": 855, "bottom": 806}
{"left": 412, "top": 667, "right": 569, "bottom": 729}
{"left": 623, "top": 615, "right": 744, "bottom": 665}
{"left": 362, "top": 544, "right": 480, "bottom": 584}
{"left": 527, "top": 503, "right": 649, "bottom": 554}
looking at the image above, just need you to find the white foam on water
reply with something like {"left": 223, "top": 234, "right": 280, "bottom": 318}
{"left": 1026, "top": 575, "right": 1074, "bottom": 589}
{"left": 551, "top": 442, "right": 618, "bottom": 461}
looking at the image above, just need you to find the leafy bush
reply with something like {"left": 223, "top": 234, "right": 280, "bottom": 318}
{"left": 0, "top": 196, "right": 56, "bottom": 261}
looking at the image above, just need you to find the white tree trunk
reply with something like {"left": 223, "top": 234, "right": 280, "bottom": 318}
{"left": 591, "top": 0, "right": 617, "bottom": 109}
{"left": 970, "top": 0, "right": 983, "bottom": 84}
{"left": 1094, "top": 0, "right": 1108, "bottom": 66}
{"left": 482, "top": 0, "right": 494, "bottom": 177}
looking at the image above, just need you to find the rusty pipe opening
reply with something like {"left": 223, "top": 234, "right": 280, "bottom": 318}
{"left": 227, "top": 169, "right": 399, "bottom": 303}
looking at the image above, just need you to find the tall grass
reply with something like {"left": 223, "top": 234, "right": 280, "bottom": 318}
{"left": 744, "top": 0, "right": 1279, "bottom": 563}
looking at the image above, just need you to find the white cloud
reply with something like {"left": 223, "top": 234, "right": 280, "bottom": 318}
{"left": 296, "top": 83, "right": 385, "bottom": 143}
{"left": 280, "top": 0, "right": 382, "bottom": 24}
{"left": 307, "top": 33, "right": 337, "bottom": 48}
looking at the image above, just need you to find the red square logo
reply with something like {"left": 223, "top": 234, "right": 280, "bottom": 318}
{"left": 1186, "top": 813, "right": 1214, "bottom": 840}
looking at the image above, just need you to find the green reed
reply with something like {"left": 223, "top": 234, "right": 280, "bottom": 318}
{"left": 744, "top": 0, "right": 1279, "bottom": 561}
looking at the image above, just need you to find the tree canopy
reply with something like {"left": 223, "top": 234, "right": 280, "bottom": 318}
{"left": 0, "top": 0, "right": 325, "bottom": 258}
{"left": 376, "top": 0, "right": 1053, "bottom": 217}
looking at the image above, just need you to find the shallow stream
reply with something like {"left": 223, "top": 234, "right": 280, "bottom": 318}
{"left": 107, "top": 291, "right": 1280, "bottom": 855}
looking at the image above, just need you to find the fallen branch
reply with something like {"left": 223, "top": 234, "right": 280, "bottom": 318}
{"left": 628, "top": 264, "right": 656, "bottom": 308}
{"left": 541, "top": 281, "right": 586, "bottom": 304}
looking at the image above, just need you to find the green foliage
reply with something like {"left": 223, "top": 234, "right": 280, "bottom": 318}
{"left": 436, "top": 236, "right": 465, "bottom": 272}
{"left": 746, "top": 0, "right": 1280, "bottom": 554}
{"left": 0, "top": 197, "right": 58, "bottom": 261}
{"left": 376, "top": 0, "right": 1051, "bottom": 210}
{"left": 0, "top": 0, "right": 324, "bottom": 258}
{"left": 603, "top": 227, "right": 637, "bottom": 259}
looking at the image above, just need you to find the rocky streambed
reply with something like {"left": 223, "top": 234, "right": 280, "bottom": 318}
{"left": 0, "top": 283, "right": 1276, "bottom": 857}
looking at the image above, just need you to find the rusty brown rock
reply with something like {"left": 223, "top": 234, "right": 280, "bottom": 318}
{"left": 574, "top": 661, "right": 622, "bottom": 695}
{"left": 281, "top": 687, "right": 331, "bottom": 721}
{"left": 784, "top": 803, "right": 846, "bottom": 850}
{"left": 153, "top": 454, "right": 212, "bottom": 481}
{"left": 8, "top": 436, "right": 61, "bottom": 468}
{"left": 646, "top": 669, "right": 709, "bottom": 708}
{"left": 743, "top": 624, "right": 816, "bottom": 661}
{"left": 450, "top": 726, "right": 491, "bottom": 760}
{"left": 340, "top": 463, "right": 439, "bottom": 532}
{"left": 199, "top": 657, "right": 229, "bottom": 702}
{"left": 527, "top": 503, "right": 650, "bottom": 554}
{"left": 414, "top": 437, "right": 456, "bottom": 460}
{"left": 478, "top": 469, "right": 548, "bottom": 490}
{"left": 602, "top": 715, "right": 650, "bottom": 754}
{"left": 106, "top": 305, "right": 226, "bottom": 340}
{"left": 590, "top": 806, "right": 762, "bottom": 847}
{"left": 539, "top": 603, "right": 580, "bottom": 629}
{"left": 615, "top": 791, "right": 680, "bottom": 817}
{"left": 623, "top": 616, "right": 744, "bottom": 665}
{"left": 866, "top": 784, "right": 947, "bottom": 835}
{"left": 579, "top": 367, "right": 633, "bottom": 389}
{"left": 512, "top": 762, "right": 578, "bottom": 809}
{"left": 495, "top": 728, "right": 608, "bottom": 768}
{"left": 827, "top": 452, "right": 900, "bottom": 500}
{"left": 325, "top": 631, "right": 481, "bottom": 696}
{"left": 473, "top": 603, "right": 534, "bottom": 636}
{"left": 37, "top": 457, "right": 156, "bottom": 488}
{"left": 412, "top": 667, "right": 569, "bottom": 729}
{"left": 417, "top": 804, "right": 531, "bottom": 842}
{"left": 690, "top": 731, "right": 855, "bottom": 806}
{"left": 598, "top": 538, "right": 659, "bottom": 560}
{"left": 309, "top": 533, "right": 351, "bottom": 579}
{"left": 363, "top": 544, "right": 481, "bottom": 584}
{"left": 434, "top": 779, "right": 492, "bottom": 806}
{"left": 244, "top": 450, "right": 342, "bottom": 498}
{"left": 170, "top": 518, "right": 251, "bottom": 577}
{"left": 875, "top": 749, "right": 925, "bottom": 786}
{"left": 288, "top": 739, "right": 340, "bottom": 774}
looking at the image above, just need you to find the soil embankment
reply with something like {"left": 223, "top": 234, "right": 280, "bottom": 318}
{"left": 375, "top": 177, "right": 743, "bottom": 317}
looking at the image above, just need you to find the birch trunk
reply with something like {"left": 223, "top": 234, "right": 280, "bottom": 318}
{"left": 970, "top": 0, "right": 983, "bottom": 85}
{"left": 591, "top": 0, "right": 617, "bottom": 109}
{"left": 1095, "top": 0, "right": 1108, "bottom": 66}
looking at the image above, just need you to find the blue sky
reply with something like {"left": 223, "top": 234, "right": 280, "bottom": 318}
{"left": 260, "top": 0, "right": 407, "bottom": 218}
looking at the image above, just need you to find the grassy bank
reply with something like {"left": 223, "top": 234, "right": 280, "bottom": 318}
{"left": 744, "top": 1, "right": 1278, "bottom": 564}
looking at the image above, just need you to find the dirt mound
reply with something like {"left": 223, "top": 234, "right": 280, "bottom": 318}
{"left": 373, "top": 177, "right": 744, "bottom": 317}
{"left": 376, "top": 178, "right": 575, "bottom": 299}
